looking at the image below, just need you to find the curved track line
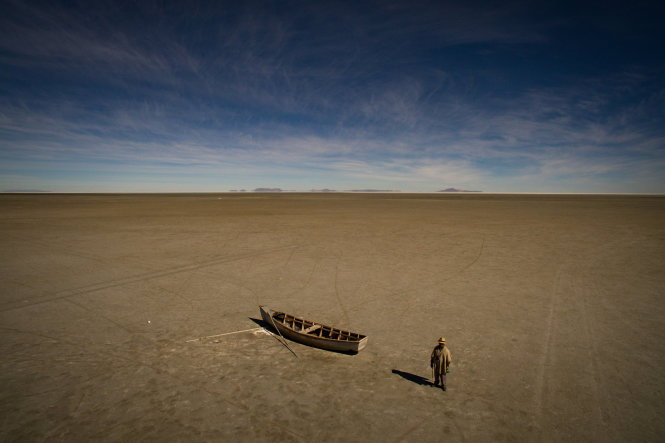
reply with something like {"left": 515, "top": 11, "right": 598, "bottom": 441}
{"left": 574, "top": 268, "right": 609, "bottom": 441}
{"left": 64, "top": 298, "right": 137, "bottom": 335}
{"left": 333, "top": 258, "right": 350, "bottom": 325}
{"left": 461, "top": 236, "right": 486, "bottom": 273}
{"left": 0, "top": 245, "right": 299, "bottom": 313}
{"left": 92, "top": 349, "right": 307, "bottom": 442}
{"left": 390, "top": 407, "right": 467, "bottom": 443}
{"left": 532, "top": 265, "right": 562, "bottom": 439}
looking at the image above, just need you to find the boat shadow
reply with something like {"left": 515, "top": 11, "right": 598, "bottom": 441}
{"left": 249, "top": 317, "right": 271, "bottom": 330}
{"left": 392, "top": 369, "right": 434, "bottom": 387}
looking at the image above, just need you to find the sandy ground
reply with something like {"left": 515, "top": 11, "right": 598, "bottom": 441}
{"left": 1, "top": 193, "right": 664, "bottom": 442}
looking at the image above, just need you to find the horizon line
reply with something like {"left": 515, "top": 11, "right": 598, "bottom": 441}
{"left": 3, "top": 191, "right": 665, "bottom": 196}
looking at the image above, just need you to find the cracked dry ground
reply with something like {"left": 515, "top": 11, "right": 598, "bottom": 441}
{"left": 1, "top": 193, "right": 664, "bottom": 441}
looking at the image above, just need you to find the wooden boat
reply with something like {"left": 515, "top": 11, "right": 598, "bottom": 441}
{"left": 259, "top": 305, "right": 368, "bottom": 353}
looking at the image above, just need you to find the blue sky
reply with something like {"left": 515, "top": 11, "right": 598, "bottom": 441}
{"left": 1, "top": 0, "right": 664, "bottom": 193}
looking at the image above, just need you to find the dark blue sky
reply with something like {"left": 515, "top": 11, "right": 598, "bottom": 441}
{"left": 1, "top": 0, "right": 664, "bottom": 192}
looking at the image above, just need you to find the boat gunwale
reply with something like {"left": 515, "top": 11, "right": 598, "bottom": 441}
{"left": 260, "top": 306, "right": 367, "bottom": 345}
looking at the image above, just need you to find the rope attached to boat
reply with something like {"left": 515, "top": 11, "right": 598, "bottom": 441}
{"left": 268, "top": 312, "right": 298, "bottom": 358}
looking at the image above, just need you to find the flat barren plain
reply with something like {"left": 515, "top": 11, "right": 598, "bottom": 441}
{"left": 1, "top": 193, "right": 664, "bottom": 442}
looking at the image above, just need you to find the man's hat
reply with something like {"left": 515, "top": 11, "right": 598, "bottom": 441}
{"left": 438, "top": 337, "right": 446, "bottom": 343}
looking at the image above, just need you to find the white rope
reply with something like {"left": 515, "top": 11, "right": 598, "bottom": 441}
{"left": 185, "top": 327, "right": 266, "bottom": 342}
{"left": 184, "top": 312, "right": 298, "bottom": 359}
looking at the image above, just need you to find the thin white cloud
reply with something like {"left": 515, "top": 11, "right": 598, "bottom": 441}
{"left": 1, "top": 2, "right": 664, "bottom": 192}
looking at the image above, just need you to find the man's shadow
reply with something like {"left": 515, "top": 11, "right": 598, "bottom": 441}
{"left": 392, "top": 369, "right": 434, "bottom": 387}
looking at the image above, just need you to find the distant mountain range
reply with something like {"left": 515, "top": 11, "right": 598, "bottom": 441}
{"left": 437, "top": 188, "right": 481, "bottom": 193}
{"left": 347, "top": 189, "right": 398, "bottom": 193}
{"left": 2, "top": 189, "right": 50, "bottom": 193}
{"left": 252, "top": 188, "right": 283, "bottom": 192}
{"left": 3, "top": 188, "right": 481, "bottom": 194}
{"left": 226, "top": 188, "right": 480, "bottom": 193}
{"left": 244, "top": 188, "right": 400, "bottom": 193}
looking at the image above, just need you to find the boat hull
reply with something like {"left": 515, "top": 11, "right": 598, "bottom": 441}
{"left": 260, "top": 305, "right": 368, "bottom": 353}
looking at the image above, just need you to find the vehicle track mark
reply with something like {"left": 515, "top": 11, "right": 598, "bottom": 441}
{"left": 390, "top": 407, "right": 467, "bottom": 443}
{"left": 532, "top": 264, "right": 562, "bottom": 440}
{"left": 284, "top": 257, "right": 319, "bottom": 301}
{"left": 105, "top": 345, "right": 307, "bottom": 441}
{"left": 391, "top": 417, "right": 428, "bottom": 443}
{"left": 0, "top": 326, "right": 84, "bottom": 346}
{"left": 64, "top": 298, "right": 137, "bottom": 335}
{"left": 461, "top": 236, "right": 485, "bottom": 273}
{"left": 0, "top": 245, "right": 300, "bottom": 313}
{"left": 334, "top": 258, "right": 350, "bottom": 325}
{"left": 575, "top": 268, "right": 609, "bottom": 441}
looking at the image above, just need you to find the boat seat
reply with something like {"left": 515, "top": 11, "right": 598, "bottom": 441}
{"left": 302, "top": 324, "right": 321, "bottom": 334}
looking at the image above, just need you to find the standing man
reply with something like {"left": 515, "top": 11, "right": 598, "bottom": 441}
{"left": 430, "top": 337, "right": 452, "bottom": 390}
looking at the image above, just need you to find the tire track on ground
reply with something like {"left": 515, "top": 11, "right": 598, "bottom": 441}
{"left": 76, "top": 343, "right": 307, "bottom": 442}
{"left": 574, "top": 266, "right": 609, "bottom": 441}
{"left": 333, "top": 258, "right": 350, "bottom": 325}
{"left": 531, "top": 264, "right": 562, "bottom": 440}
{"left": 363, "top": 235, "right": 485, "bottom": 323}
{"left": 4, "top": 323, "right": 305, "bottom": 440}
{"left": 0, "top": 245, "right": 300, "bottom": 313}
{"left": 460, "top": 236, "right": 485, "bottom": 273}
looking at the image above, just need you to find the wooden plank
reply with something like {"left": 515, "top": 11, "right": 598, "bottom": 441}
{"left": 302, "top": 324, "right": 321, "bottom": 334}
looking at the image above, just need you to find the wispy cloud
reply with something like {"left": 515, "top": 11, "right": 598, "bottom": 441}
{"left": 1, "top": 1, "right": 664, "bottom": 192}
